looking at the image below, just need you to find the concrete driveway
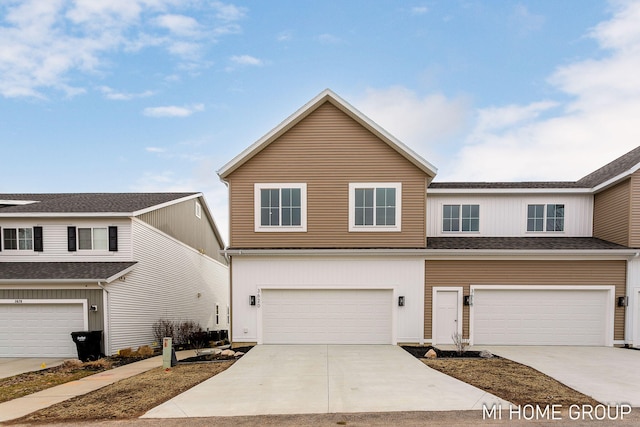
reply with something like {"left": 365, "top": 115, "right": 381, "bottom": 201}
{"left": 0, "top": 358, "right": 67, "bottom": 379}
{"left": 482, "top": 346, "right": 640, "bottom": 407}
{"left": 143, "top": 345, "right": 509, "bottom": 418}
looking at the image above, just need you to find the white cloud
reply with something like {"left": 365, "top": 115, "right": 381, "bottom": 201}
{"left": 0, "top": 1, "right": 246, "bottom": 98}
{"left": 509, "top": 3, "right": 545, "bottom": 35}
{"left": 411, "top": 6, "right": 429, "bottom": 16}
{"left": 230, "top": 54, "right": 263, "bottom": 66}
{"left": 145, "top": 146, "right": 167, "bottom": 153}
{"left": 143, "top": 103, "right": 205, "bottom": 117}
{"left": 353, "top": 86, "right": 470, "bottom": 168}
{"left": 99, "top": 86, "right": 154, "bottom": 100}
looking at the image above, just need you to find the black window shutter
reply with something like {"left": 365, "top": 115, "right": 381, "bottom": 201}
{"left": 0, "top": 227, "right": 2, "bottom": 251}
{"left": 33, "top": 226, "right": 43, "bottom": 252}
{"left": 108, "top": 226, "right": 118, "bottom": 252}
{"left": 67, "top": 227, "right": 77, "bottom": 252}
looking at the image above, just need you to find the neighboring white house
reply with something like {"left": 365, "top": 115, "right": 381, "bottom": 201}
{"left": 0, "top": 193, "right": 229, "bottom": 357}
{"left": 218, "top": 89, "right": 639, "bottom": 348}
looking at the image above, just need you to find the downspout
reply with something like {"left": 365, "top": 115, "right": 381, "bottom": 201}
{"left": 97, "top": 281, "right": 111, "bottom": 356}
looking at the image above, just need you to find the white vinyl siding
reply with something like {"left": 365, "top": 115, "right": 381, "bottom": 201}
{"left": 104, "top": 219, "right": 229, "bottom": 355}
{"left": 427, "top": 194, "right": 593, "bottom": 237}
{"left": 231, "top": 256, "right": 424, "bottom": 344}
{"left": 0, "top": 219, "right": 131, "bottom": 261}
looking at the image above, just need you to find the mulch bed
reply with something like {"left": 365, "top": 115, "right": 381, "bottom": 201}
{"left": 402, "top": 345, "right": 487, "bottom": 358}
{"left": 180, "top": 345, "right": 254, "bottom": 363}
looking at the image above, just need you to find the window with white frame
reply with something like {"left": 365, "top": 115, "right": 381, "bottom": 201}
{"left": 254, "top": 183, "right": 307, "bottom": 232}
{"left": 527, "top": 204, "right": 564, "bottom": 232}
{"left": 2, "top": 227, "right": 32, "bottom": 250}
{"left": 349, "top": 183, "right": 401, "bottom": 231}
{"left": 442, "top": 204, "right": 479, "bottom": 232}
{"left": 78, "top": 227, "right": 108, "bottom": 250}
{"left": 195, "top": 201, "right": 202, "bottom": 219}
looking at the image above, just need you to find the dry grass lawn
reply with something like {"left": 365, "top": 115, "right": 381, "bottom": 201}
{"left": 422, "top": 357, "right": 600, "bottom": 407}
{"left": 10, "top": 361, "right": 233, "bottom": 424}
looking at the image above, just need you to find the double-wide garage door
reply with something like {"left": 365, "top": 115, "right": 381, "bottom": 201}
{"left": 261, "top": 289, "right": 393, "bottom": 344}
{"left": 0, "top": 302, "right": 85, "bottom": 357}
{"left": 473, "top": 289, "right": 610, "bottom": 346}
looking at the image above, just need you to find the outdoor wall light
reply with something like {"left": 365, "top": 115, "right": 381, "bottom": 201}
{"left": 89, "top": 305, "right": 98, "bottom": 312}
{"left": 398, "top": 296, "right": 405, "bottom": 307}
{"left": 618, "top": 296, "right": 629, "bottom": 307}
{"left": 464, "top": 295, "right": 473, "bottom": 306}
{"left": 250, "top": 295, "right": 256, "bottom": 306}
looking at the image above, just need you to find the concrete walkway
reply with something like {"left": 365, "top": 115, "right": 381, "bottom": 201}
{"left": 483, "top": 346, "right": 640, "bottom": 407}
{"left": 142, "top": 345, "right": 509, "bottom": 418}
{"left": 0, "top": 350, "right": 197, "bottom": 423}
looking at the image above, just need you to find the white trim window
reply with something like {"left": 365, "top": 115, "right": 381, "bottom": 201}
{"left": 527, "top": 204, "right": 564, "bottom": 232}
{"left": 254, "top": 183, "right": 307, "bottom": 232}
{"left": 2, "top": 227, "right": 32, "bottom": 250}
{"left": 443, "top": 204, "right": 479, "bottom": 232}
{"left": 195, "top": 201, "right": 202, "bottom": 219}
{"left": 78, "top": 227, "right": 108, "bottom": 250}
{"left": 349, "top": 183, "right": 402, "bottom": 232}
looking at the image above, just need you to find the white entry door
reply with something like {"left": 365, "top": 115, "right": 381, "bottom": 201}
{"left": 434, "top": 289, "right": 461, "bottom": 345}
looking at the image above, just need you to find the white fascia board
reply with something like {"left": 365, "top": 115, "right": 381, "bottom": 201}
{"left": 105, "top": 264, "right": 137, "bottom": 284}
{"left": 132, "top": 193, "right": 202, "bottom": 217}
{"left": 0, "top": 199, "right": 38, "bottom": 205}
{"left": 223, "top": 248, "right": 430, "bottom": 257}
{"left": 217, "top": 89, "right": 438, "bottom": 179}
{"left": 427, "top": 188, "right": 592, "bottom": 195}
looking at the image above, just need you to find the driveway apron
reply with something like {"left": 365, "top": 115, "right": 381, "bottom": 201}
{"left": 142, "top": 345, "right": 508, "bottom": 418}
{"left": 0, "top": 358, "right": 67, "bottom": 379}
{"left": 482, "top": 346, "right": 640, "bottom": 407}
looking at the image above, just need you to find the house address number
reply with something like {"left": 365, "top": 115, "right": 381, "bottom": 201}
{"left": 14, "top": 299, "right": 23, "bottom": 303}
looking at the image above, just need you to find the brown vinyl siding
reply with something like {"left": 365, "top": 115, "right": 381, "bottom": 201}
{"left": 424, "top": 260, "right": 627, "bottom": 342}
{"left": 593, "top": 179, "right": 630, "bottom": 246}
{"left": 226, "top": 101, "right": 427, "bottom": 248}
{"left": 0, "top": 288, "right": 104, "bottom": 331}
{"left": 137, "top": 197, "right": 226, "bottom": 264}
{"left": 629, "top": 171, "right": 640, "bottom": 247}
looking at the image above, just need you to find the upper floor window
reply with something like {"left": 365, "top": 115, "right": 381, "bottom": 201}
{"left": 254, "top": 183, "right": 307, "bottom": 232}
{"left": 349, "top": 183, "right": 402, "bottom": 232}
{"left": 527, "top": 204, "right": 564, "bottom": 232}
{"left": 78, "top": 227, "right": 108, "bottom": 250}
{"left": 443, "top": 204, "right": 479, "bottom": 232}
{"left": 1, "top": 226, "right": 43, "bottom": 252}
{"left": 195, "top": 201, "right": 202, "bottom": 219}
{"left": 3, "top": 227, "right": 32, "bottom": 250}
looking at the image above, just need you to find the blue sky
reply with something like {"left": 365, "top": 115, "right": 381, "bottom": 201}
{"left": 2, "top": 1, "right": 640, "bottom": 241}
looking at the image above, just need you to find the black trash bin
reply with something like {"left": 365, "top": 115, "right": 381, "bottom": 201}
{"left": 71, "top": 331, "right": 103, "bottom": 362}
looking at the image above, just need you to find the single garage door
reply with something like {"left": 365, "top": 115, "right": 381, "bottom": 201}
{"left": 472, "top": 289, "right": 610, "bottom": 346}
{"left": 261, "top": 289, "right": 393, "bottom": 344}
{"left": 0, "top": 302, "right": 86, "bottom": 357}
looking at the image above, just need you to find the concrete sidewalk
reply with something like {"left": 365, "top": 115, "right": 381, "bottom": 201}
{"left": 0, "top": 350, "right": 197, "bottom": 423}
{"left": 142, "top": 345, "right": 509, "bottom": 418}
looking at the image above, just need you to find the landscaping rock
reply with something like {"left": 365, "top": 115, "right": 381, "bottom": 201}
{"left": 425, "top": 349, "right": 438, "bottom": 359}
{"left": 221, "top": 349, "right": 235, "bottom": 357}
{"left": 234, "top": 351, "right": 245, "bottom": 357}
{"left": 479, "top": 350, "right": 494, "bottom": 359}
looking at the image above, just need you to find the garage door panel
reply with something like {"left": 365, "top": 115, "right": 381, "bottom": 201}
{"left": 262, "top": 289, "right": 392, "bottom": 344}
{"left": 473, "top": 289, "right": 609, "bottom": 346}
{"left": 0, "top": 303, "right": 86, "bottom": 357}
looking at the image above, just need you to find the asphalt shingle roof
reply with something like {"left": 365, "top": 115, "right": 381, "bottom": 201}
{"left": 0, "top": 193, "right": 197, "bottom": 214}
{"left": 428, "top": 182, "right": 584, "bottom": 190}
{"left": 427, "top": 237, "right": 630, "bottom": 250}
{"left": 0, "top": 262, "right": 137, "bottom": 281}
{"left": 576, "top": 145, "right": 640, "bottom": 187}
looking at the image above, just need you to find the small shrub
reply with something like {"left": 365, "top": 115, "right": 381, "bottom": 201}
{"left": 135, "top": 345, "right": 154, "bottom": 357}
{"left": 152, "top": 319, "right": 175, "bottom": 346}
{"left": 56, "top": 360, "right": 84, "bottom": 372}
{"left": 84, "top": 359, "right": 113, "bottom": 370}
{"left": 451, "top": 332, "right": 469, "bottom": 355}
{"left": 118, "top": 348, "right": 134, "bottom": 357}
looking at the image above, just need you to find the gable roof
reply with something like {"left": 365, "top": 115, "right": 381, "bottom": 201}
{"left": 217, "top": 89, "right": 438, "bottom": 179}
{"left": 0, "top": 193, "right": 199, "bottom": 216}
{"left": 576, "top": 145, "right": 640, "bottom": 189}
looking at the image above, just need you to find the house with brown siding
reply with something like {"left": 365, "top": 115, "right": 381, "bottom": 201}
{"left": 219, "top": 89, "right": 640, "bottom": 348}
{"left": 0, "top": 193, "right": 229, "bottom": 357}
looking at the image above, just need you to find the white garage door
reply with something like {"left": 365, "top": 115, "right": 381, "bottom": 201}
{"left": 0, "top": 302, "right": 86, "bottom": 357}
{"left": 261, "top": 289, "right": 393, "bottom": 344}
{"left": 473, "top": 289, "right": 610, "bottom": 346}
